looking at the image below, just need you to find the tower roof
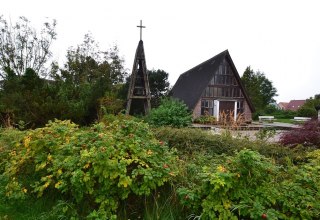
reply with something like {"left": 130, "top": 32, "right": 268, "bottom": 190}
{"left": 126, "top": 22, "right": 151, "bottom": 115}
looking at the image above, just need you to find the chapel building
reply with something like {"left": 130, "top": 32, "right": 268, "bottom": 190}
{"left": 171, "top": 50, "right": 254, "bottom": 122}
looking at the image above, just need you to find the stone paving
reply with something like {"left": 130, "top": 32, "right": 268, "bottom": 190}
{"left": 193, "top": 122, "right": 302, "bottom": 143}
{"left": 254, "top": 121, "right": 300, "bottom": 129}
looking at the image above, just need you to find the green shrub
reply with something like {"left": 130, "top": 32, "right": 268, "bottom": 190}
{"left": 154, "top": 127, "right": 320, "bottom": 219}
{"left": 274, "top": 110, "right": 297, "bottom": 119}
{"left": 178, "top": 149, "right": 320, "bottom": 219}
{"left": 0, "top": 128, "right": 26, "bottom": 173}
{"left": 255, "top": 106, "right": 298, "bottom": 120}
{"left": 280, "top": 119, "right": 320, "bottom": 147}
{"left": 154, "top": 127, "right": 314, "bottom": 164}
{"left": 194, "top": 115, "right": 216, "bottom": 124}
{"left": 1, "top": 118, "right": 177, "bottom": 219}
{"left": 146, "top": 98, "right": 192, "bottom": 128}
{"left": 297, "top": 107, "right": 317, "bottom": 117}
{"left": 2, "top": 118, "right": 320, "bottom": 219}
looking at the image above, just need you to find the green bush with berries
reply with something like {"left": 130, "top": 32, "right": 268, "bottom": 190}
{"left": 1, "top": 116, "right": 320, "bottom": 219}
{"left": 1, "top": 117, "right": 177, "bottom": 219}
{"left": 176, "top": 149, "right": 320, "bottom": 219}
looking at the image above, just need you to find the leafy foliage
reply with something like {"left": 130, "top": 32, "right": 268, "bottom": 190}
{"left": 241, "top": 66, "right": 278, "bottom": 112}
{"left": 1, "top": 118, "right": 177, "bottom": 218}
{"left": 280, "top": 119, "right": 320, "bottom": 146}
{"left": 148, "top": 69, "right": 170, "bottom": 107}
{"left": 0, "top": 16, "right": 58, "bottom": 128}
{"left": 0, "top": 29, "right": 127, "bottom": 127}
{"left": 154, "top": 127, "right": 320, "bottom": 219}
{"left": 177, "top": 149, "right": 320, "bottom": 219}
{"left": 264, "top": 104, "right": 297, "bottom": 119}
{"left": 0, "top": 68, "right": 59, "bottom": 128}
{"left": 154, "top": 126, "right": 314, "bottom": 164}
{"left": 252, "top": 104, "right": 298, "bottom": 121}
{"left": 98, "top": 90, "right": 125, "bottom": 117}
{"left": 297, "top": 106, "right": 317, "bottom": 117}
{"left": 147, "top": 98, "right": 192, "bottom": 128}
{"left": 0, "top": 128, "right": 26, "bottom": 174}
{"left": 2, "top": 120, "right": 320, "bottom": 219}
{"left": 194, "top": 115, "right": 216, "bottom": 125}
{"left": 297, "top": 94, "right": 320, "bottom": 117}
{"left": 51, "top": 34, "right": 127, "bottom": 125}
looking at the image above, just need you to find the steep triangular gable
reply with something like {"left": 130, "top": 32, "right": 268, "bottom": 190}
{"left": 171, "top": 50, "right": 254, "bottom": 112}
{"left": 224, "top": 52, "right": 255, "bottom": 112}
{"left": 171, "top": 50, "right": 227, "bottom": 109}
{"left": 126, "top": 40, "right": 151, "bottom": 115}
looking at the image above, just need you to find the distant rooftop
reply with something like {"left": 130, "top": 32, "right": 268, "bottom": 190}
{"left": 286, "top": 100, "right": 306, "bottom": 111}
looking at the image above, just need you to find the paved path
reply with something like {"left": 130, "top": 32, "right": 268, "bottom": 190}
{"left": 228, "top": 122, "right": 300, "bottom": 142}
{"left": 252, "top": 122, "right": 300, "bottom": 129}
{"left": 192, "top": 122, "right": 300, "bottom": 130}
{"left": 193, "top": 122, "right": 301, "bottom": 143}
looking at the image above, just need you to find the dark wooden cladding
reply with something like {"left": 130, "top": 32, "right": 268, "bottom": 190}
{"left": 126, "top": 40, "right": 151, "bottom": 115}
{"left": 202, "top": 60, "right": 244, "bottom": 99}
{"left": 220, "top": 101, "right": 235, "bottom": 113}
{"left": 202, "top": 87, "right": 243, "bottom": 98}
{"left": 200, "top": 58, "right": 246, "bottom": 118}
{"left": 171, "top": 50, "right": 254, "bottom": 122}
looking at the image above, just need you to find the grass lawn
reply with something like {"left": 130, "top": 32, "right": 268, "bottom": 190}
{"left": 274, "top": 118, "right": 306, "bottom": 124}
{"left": 274, "top": 118, "right": 294, "bottom": 123}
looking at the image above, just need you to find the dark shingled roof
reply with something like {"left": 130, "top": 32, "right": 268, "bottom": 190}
{"left": 171, "top": 50, "right": 254, "bottom": 112}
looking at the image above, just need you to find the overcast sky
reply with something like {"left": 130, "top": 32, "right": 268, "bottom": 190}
{"left": 1, "top": 0, "right": 319, "bottom": 102}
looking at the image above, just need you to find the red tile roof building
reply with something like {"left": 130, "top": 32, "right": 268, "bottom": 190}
{"left": 286, "top": 100, "right": 306, "bottom": 111}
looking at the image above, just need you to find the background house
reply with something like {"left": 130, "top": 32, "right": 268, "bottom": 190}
{"left": 171, "top": 50, "right": 254, "bottom": 122}
{"left": 286, "top": 100, "right": 306, "bottom": 111}
{"left": 278, "top": 102, "right": 289, "bottom": 110}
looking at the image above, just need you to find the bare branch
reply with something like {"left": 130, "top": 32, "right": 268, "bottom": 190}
{"left": 0, "top": 16, "right": 57, "bottom": 77}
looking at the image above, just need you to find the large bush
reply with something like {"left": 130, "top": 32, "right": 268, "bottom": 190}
{"left": 298, "top": 95, "right": 320, "bottom": 118}
{"left": 0, "top": 128, "right": 26, "bottom": 174}
{"left": 280, "top": 119, "right": 320, "bottom": 147}
{"left": 297, "top": 107, "right": 317, "bottom": 118}
{"left": 254, "top": 104, "right": 298, "bottom": 120}
{"left": 1, "top": 118, "right": 177, "bottom": 219}
{"left": 177, "top": 149, "right": 320, "bottom": 219}
{"left": 2, "top": 119, "right": 320, "bottom": 219}
{"left": 154, "top": 127, "right": 314, "bottom": 164}
{"left": 147, "top": 98, "right": 192, "bottom": 128}
{"left": 154, "top": 127, "right": 320, "bottom": 219}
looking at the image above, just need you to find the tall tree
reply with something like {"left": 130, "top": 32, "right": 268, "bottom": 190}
{"left": 241, "top": 66, "right": 277, "bottom": 111}
{"left": 148, "top": 69, "right": 170, "bottom": 107}
{"left": 0, "top": 16, "right": 57, "bottom": 78}
{"left": 0, "top": 16, "right": 57, "bottom": 128}
{"left": 0, "top": 67, "right": 55, "bottom": 128}
{"left": 54, "top": 33, "right": 127, "bottom": 124}
{"left": 0, "top": 29, "right": 128, "bottom": 128}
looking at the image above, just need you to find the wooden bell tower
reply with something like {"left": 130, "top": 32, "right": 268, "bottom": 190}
{"left": 126, "top": 20, "right": 151, "bottom": 115}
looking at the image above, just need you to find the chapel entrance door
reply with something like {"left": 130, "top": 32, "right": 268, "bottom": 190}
{"left": 219, "top": 101, "right": 236, "bottom": 121}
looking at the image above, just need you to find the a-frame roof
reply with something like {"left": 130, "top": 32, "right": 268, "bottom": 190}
{"left": 171, "top": 50, "right": 254, "bottom": 112}
{"left": 126, "top": 39, "right": 151, "bottom": 115}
